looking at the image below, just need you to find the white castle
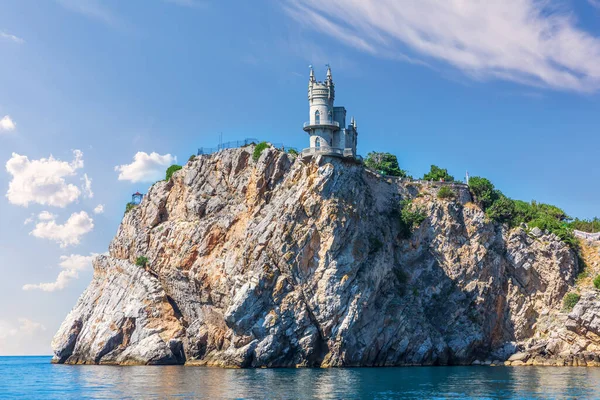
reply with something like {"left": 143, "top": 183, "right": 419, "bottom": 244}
{"left": 301, "top": 65, "right": 358, "bottom": 159}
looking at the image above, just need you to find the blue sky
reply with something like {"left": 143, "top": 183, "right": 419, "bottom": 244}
{"left": 1, "top": 0, "right": 599, "bottom": 354}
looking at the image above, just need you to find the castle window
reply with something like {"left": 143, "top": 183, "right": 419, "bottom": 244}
{"left": 315, "top": 110, "right": 320, "bottom": 124}
{"left": 315, "top": 137, "right": 321, "bottom": 148}
{"left": 328, "top": 111, "right": 332, "bottom": 122}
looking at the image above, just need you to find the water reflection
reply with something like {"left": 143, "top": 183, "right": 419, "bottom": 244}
{"left": 2, "top": 357, "right": 600, "bottom": 399}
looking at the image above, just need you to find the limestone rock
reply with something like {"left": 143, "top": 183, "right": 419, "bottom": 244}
{"left": 52, "top": 147, "right": 584, "bottom": 366}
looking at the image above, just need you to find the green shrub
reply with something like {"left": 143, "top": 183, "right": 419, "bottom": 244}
{"left": 467, "top": 176, "right": 576, "bottom": 247}
{"left": 437, "top": 186, "right": 455, "bottom": 200}
{"left": 135, "top": 256, "right": 148, "bottom": 267}
{"left": 399, "top": 199, "right": 427, "bottom": 238}
{"left": 125, "top": 202, "right": 136, "bottom": 214}
{"left": 486, "top": 195, "right": 516, "bottom": 224}
{"left": 287, "top": 148, "right": 299, "bottom": 156}
{"left": 253, "top": 142, "right": 269, "bottom": 162}
{"left": 594, "top": 275, "right": 600, "bottom": 289}
{"left": 165, "top": 164, "right": 182, "bottom": 181}
{"left": 569, "top": 217, "right": 600, "bottom": 233}
{"left": 468, "top": 177, "right": 498, "bottom": 210}
{"left": 188, "top": 155, "right": 196, "bottom": 162}
{"left": 364, "top": 152, "right": 408, "bottom": 177}
{"left": 423, "top": 165, "right": 454, "bottom": 182}
{"left": 563, "top": 292, "right": 580, "bottom": 311}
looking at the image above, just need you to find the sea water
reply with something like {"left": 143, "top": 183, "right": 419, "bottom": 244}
{"left": 1, "top": 356, "right": 600, "bottom": 399}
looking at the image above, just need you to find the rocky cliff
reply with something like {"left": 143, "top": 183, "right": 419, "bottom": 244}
{"left": 52, "top": 146, "right": 598, "bottom": 366}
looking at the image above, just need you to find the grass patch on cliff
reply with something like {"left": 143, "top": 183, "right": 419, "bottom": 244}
{"left": 166, "top": 164, "right": 182, "bottom": 181}
{"left": 594, "top": 275, "right": 600, "bottom": 290}
{"left": 563, "top": 292, "right": 580, "bottom": 311}
{"left": 398, "top": 199, "right": 427, "bottom": 239}
{"left": 437, "top": 186, "right": 455, "bottom": 200}
{"left": 125, "top": 202, "right": 137, "bottom": 215}
{"left": 287, "top": 148, "right": 299, "bottom": 156}
{"left": 136, "top": 256, "right": 148, "bottom": 267}
{"left": 570, "top": 217, "right": 600, "bottom": 233}
{"left": 253, "top": 142, "right": 269, "bottom": 162}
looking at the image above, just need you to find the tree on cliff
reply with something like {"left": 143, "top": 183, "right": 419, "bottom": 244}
{"left": 468, "top": 177, "right": 498, "bottom": 209}
{"left": 364, "top": 152, "right": 408, "bottom": 177}
{"left": 422, "top": 165, "right": 454, "bottom": 182}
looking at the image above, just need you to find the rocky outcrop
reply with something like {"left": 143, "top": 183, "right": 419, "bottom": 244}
{"left": 52, "top": 146, "right": 585, "bottom": 366}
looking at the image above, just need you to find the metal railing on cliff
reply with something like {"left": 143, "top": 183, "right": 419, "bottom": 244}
{"left": 197, "top": 138, "right": 297, "bottom": 155}
{"left": 574, "top": 230, "right": 600, "bottom": 241}
{"left": 364, "top": 168, "right": 469, "bottom": 188}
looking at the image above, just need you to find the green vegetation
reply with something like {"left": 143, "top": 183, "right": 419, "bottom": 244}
{"left": 468, "top": 177, "right": 498, "bottom": 210}
{"left": 165, "top": 164, "right": 182, "bottom": 181}
{"left": 188, "top": 155, "right": 196, "bottom": 162}
{"left": 570, "top": 217, "right": 600, "bottom": 233}
{"left": 399, "top": 199, "right": 427, "bottom": 239}
{"left": 467, "top": 176, "right": 576, "bottom": 246}
{"left": 253, "top": 142, "right": 269, "bottom": 162}
{"left": 125, "top": 202, "right": 136, "bottom": 215}
{"left": 485, "top": 195, "right": 516, "bottom": 225}
{"left": 423, "top": 165, "right": 454, "bottom": 182}
{"left": 437, "top": 186, "right": 455, "bottom": 200}
{"left": 135, "top": 256, "right": 148, "bottom": 267}
{"left": 563, "top": 292, "right": 581, "bottom": 311}
{"left": 287, "top": 148, "right": 299, "bottom": 156}
{"left": 364, "top": 152, "right": 408, "bottom": 177}
{"left": 594, "top": 275, "right": 600, "bottom": 290}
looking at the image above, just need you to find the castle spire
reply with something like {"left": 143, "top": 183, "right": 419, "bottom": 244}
{"left": 309, "top": 65, "right": 315, "bottom": 82}
{"left": 326, "top": 64, "right": 332, "bottom": 80}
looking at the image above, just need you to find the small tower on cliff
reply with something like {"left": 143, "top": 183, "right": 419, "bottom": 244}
{"left": 302, "top": 65, "right": 358, "bottom": 159}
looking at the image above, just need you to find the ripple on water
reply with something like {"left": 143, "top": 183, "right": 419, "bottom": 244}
{"left": 1, "top": 357, "right": 600, "bottom": 399}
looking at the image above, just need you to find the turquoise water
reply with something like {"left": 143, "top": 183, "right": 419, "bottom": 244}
{"left": 2, "top": 356, "right": 600, "bottom": 399}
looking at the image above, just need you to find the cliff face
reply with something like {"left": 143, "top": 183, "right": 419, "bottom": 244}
{"left": 52, "top": 146, "right": 589, "bottom": 366}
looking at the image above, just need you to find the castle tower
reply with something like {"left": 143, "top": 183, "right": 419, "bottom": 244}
{"left": 303, "top": 65, "right": 358, "bottom": 157}
{"left": 303, "top": 65, "right": 338, "bottom": 150}
{"left": 302, "top": 65, "right": 358, "bottom": 159}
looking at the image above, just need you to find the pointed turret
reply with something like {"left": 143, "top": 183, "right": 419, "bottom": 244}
{"left": 326, "top": 64, "right": 332, "bottom": 81}
{"left": 309, "top": 65, "right": 315, "bottom": 82}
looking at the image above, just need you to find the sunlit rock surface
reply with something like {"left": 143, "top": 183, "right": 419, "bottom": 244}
{"left": 53, "top": 146, "right": 588, "bottom": 366}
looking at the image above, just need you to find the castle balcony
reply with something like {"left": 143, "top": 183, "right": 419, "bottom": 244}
{"left": 303, "top": 120, "right": 340, "bottom": 132}
{"left": 300, "top": 147, "right": 359, "bottom": 161}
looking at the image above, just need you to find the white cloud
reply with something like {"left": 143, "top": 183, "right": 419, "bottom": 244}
{"left": 0, "top": 318, "right": 47, "bottom": 355}
{"left": 93, "top": 204, "right": 104, "bottom": 214}
{"left": 285, "top": 0, "right": 600, "bottom": 93}
{"left": 23, "top": 253, "right": 98, "bottom": 292}
{"left": 23, "top": 214, "right": 34, "bottom": 225}
{"left": 115, "top": 151, "right": 176, "bottom": 183}
{"left": 0, "top": 115, "right": 16, "bottom": 132}
{"left": 82, "top": 173, "right": 93, "bottom": 198}
{"left": 58, "top": 253, "right": 97, "bottom": 271}
{"left": 5, "top": 150, "right": 84, "bottom": 207}
{"left": 30, "top": 211, "right": 94, "bottom": 248}
{"left": 38, "top": 211, "right": 57, "bottom": 221}
{"left": 0, "top": 318, "right": 45, "bottom": 340}
{"left": 0, "top": 31, "right": 24, "bottom": 44}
